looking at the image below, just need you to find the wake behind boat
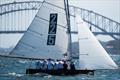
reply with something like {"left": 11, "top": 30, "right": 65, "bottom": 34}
{"left": 2, "top": 0, "right": 118, "bottom": 76}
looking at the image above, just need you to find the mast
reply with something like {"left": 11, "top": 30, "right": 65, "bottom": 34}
{"left": 64, "top": 0, "right": 72, "bottom": 60}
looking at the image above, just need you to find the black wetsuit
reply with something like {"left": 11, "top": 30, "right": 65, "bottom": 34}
{"left": 70, "top": 63, "right": 75, "bottom": 70}
{"left": 63, "top": 63, "right": 68, "bottom": 71}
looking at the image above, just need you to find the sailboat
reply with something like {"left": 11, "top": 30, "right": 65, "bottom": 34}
{"left": 1, "top": 0, "right": 118, "bottom": 75}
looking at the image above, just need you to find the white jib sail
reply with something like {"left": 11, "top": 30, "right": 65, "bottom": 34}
{"left": 10, "top": 0, "right": 69, "bottom": 60}
{"left": 75, "top": 13, "right": 118, "bottom": 70}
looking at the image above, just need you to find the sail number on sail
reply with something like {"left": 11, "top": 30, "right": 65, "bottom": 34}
{"left": 47, "top": 13, "right": 58, "bottom": 45}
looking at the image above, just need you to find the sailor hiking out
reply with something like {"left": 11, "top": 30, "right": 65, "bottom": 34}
{"left": 42, "top": 60, "right": 48, "bottom": 70}
{"left": 35, "top": 59, "right": 72, "bottom": 71}
{"left": 35, "top": 60, "right": 43, "bottom": 69}
{"left": 47, "top": 59, "right": 54, "bottom": 70}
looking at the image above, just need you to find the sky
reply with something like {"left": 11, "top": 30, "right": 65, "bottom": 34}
{"left": 69, "top": 0, "right": 120, "bottom": 22}
{"left": 0, "top": 0, "right": 119, "bottom": 22}
{"left": 0, "top": 0, "right": 120, "bottom": 48}
{"left": 69, "top": 0, "right": 120, "bottom": 41}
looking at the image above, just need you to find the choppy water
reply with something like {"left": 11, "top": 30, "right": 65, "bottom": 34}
{"left": 0, "top": 55, "right": 120, "bottom": 80}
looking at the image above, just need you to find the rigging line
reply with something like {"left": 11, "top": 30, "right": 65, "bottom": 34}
{"left": 35, "top": 15, "right": 68, "bottom": 30}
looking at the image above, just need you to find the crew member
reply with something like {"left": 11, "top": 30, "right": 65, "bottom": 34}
{"left": 47, "top": 59, "right": 54, "bottom": 70}
{"left": 58, "top": 60, "right": 63, "bottom": 70}
{"left": 63, "top": 61, "right": 68, "bottom": 71}
{"left": 70, "top": 61, "right": 75, "bottom": 70}
{"left": 35, "top": 60, "right": 40, "bottom": 69}
{"left": 42, "top": 60, "right": 48, "bottom": 70}
{"left": 54, "top": 60, "right": 59, "bottom": 70}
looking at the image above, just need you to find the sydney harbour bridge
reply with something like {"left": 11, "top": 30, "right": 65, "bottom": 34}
{"left": 0, "top": 1, "right": 120, "bottom": 48}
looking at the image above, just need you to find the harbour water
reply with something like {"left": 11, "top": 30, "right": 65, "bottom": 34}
{"left": 0, "top": 54, "right": 120, "bottom": 80}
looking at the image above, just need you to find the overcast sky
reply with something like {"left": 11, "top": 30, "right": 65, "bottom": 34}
{"left": 0, "top": 0, "right": 119, "bottom": 22}
{"left": 69, "top": 0, "right": 120, "bottom": 41}
{"left": 69, "top": 0, "right": 120, "bottom": 22}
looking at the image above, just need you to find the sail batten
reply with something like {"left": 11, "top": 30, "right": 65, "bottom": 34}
{"left": 35, "top": 15, "right": 68, "bottom": 29}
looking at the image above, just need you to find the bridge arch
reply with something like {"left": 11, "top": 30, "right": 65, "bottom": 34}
{"left": 0, "top": 1, "right": 120, "bottom": 40}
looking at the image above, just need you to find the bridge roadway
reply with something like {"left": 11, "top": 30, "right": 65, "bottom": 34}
{"left": 0, "top": 31, "right": 120, "bottom": 36}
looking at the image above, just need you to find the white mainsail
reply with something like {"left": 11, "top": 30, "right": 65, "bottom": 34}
{"left": 75, "top": 13, "right": 118, "bottom": 70}
{"left": 10, "top": 0, "right": 69, "bottom": 60}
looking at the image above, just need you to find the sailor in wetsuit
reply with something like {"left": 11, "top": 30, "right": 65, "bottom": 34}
{"left": 70, "top": 61, "right": 75, "bottom": 70}
{"left": 63, "top": 61, "right": 68, "bottom": 71}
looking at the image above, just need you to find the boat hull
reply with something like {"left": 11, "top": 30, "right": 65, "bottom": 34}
{"left": 26, "top": 69, "right": 94, "bottom": 75}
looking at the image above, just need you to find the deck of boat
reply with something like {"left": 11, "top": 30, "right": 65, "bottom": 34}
{"left": 26, "top": 69, "right": 94, "bottom": 75}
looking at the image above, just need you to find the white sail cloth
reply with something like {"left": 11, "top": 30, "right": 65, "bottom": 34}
{"left": 10, "top": 0, "right": 118, "bottom": 70}
{"left": 76, "top": 13, "right": 118, "bottom": 70}
{"left": 10, "top": 0, "right": 69, "bottom": 60}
